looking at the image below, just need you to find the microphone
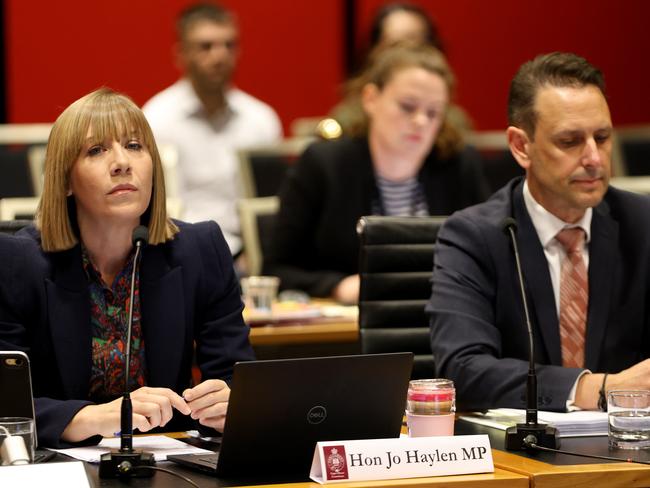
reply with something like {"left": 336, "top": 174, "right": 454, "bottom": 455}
{"left": 501, "top": 217, "right": 560, "bottom": 451}
{"left": 99, "top": 226, "right": 156, "bottom": 478}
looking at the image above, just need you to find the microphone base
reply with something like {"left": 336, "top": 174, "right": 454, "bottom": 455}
{"left": 505, "top": 422, "right": 560, "bottom": 450}
{"left": 99, "top": 449, "right": 156, "bottom": 478}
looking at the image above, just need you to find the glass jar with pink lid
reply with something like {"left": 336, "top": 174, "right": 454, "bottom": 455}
{"left": 406, "top": 379, "right": 455, "bottom": 437}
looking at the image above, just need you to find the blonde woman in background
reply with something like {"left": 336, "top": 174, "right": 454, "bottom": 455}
{"left": 265, "top": 43, "right": 489, "bottom": 304}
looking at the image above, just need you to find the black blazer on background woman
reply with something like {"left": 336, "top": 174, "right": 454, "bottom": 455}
{"left": 264, "top": 137, "right": 489, "bottom": 296}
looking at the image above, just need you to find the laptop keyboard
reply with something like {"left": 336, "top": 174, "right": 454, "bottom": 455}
{"left": 198, "top": 453, "right": 220, "bottom": 467}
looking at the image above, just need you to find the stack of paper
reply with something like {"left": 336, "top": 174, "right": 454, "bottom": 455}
{"left": 48, "top": 435, "right": 212, "bottom": 462}
{"left": 245, "top": 302, "right": 358, "bottom": 325}
{"left": 459, "top": 408, "right": 608, "bottom": 437}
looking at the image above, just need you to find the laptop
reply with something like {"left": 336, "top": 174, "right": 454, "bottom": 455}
{"left": 168, "top": 352, "right": 413, "bottom": 480}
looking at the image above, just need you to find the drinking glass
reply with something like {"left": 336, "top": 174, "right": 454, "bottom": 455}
{"left": 608, "top": 390, "right": 650, "bottom": 449}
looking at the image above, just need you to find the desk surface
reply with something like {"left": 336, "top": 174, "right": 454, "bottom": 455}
{"left": 80, "top": 461, "right": 527, "bottom": 488}
{"left": 457, "top": 419, "right": 650, "bottom": 488}
{"left": 247, "top": 301, "right": 359, "bottom": 346}
{"left": 248, "top": 319, "right": 358, "bottom": 346}
{"left": 66, "top": 431, "right": 526, "bottom": 488}
{"left": 492, "top": 449, "right": 650, "bottom": 488}
{"left": 63, "top": 425, "right": 650, "bottom": 488}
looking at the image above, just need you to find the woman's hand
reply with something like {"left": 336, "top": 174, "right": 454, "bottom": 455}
{"left": 183, "top": 380, "right": 230, "bottom": 432}
{"left": 61, "top": 386, "right": 191, "bottom": 443}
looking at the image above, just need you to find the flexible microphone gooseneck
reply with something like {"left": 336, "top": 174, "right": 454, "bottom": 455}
{"left": 99, "top": 225, "right": 156, "bottom": 478}
{"left": 501, "top": 217, "right": 560, "bottom": 451}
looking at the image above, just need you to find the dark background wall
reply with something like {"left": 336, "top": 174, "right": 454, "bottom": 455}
{"left": 4, "top": 0, "right": 650, "bottom": 132}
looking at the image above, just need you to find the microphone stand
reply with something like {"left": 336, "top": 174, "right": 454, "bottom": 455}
{"left": 99, "top": 227, "right": 156, "bottom": 478}
{"left": 502, "top": 218, "right": 560, "bottom": 451}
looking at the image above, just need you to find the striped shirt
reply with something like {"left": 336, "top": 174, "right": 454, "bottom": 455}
{"left": 374, "top": 175, "right": 429, "bottom": 216}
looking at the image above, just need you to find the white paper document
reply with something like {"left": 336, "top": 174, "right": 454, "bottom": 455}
{"left": 0, "top": 461, "right": 90, "bottom": 487}
{"left": 48, "top": 435, "right": 212, "bottom": 462}
{"left": 459, "top": 408, "right": 608, "bottom": 437}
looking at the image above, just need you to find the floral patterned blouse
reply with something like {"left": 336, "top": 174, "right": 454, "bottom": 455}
{"left": 83, "top": 248, "right": 147, "bottom": 402}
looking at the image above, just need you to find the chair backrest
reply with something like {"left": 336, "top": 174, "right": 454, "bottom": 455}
{"left": 27, "top": 146, "right": 46, "bottom": 196}
{"left": 290, "top": 116, "right": 343, "bottom": 139}
{"left": 610, "top": 176, "right": 650, "bottom": 194}
{"left": 0, "top": 195, "right": 181, "bottom": 224}
{"left": 357, "top": 215, "right": 446, "bottom": 379}
{"left": 0, "top": 124, "right": 53, "bottom": 200}
{"left": 0, "top": 197, "right": 39, "bottom": 221}
{"left": 0, "top": 219, "right": 32, "bottom": 234}
{"left": 615, "top": 125, "right": 650, "bottom": 176}
{"left": 0, "top": 124, "right": 52, "bottom": 145}
{"left": 466, "top": 126, "right": 628, "bottom": 182}
{"left": 158, "top": 143, "right": 180, "bottom": 199}
{"left": 0, "top": 147, "right": 36, "bottom": 198}
{"left": 290, "top": 117, "right": 324, "bottom": 137}
{"left": 237, "top": 138, "right": 313, "bottom": 199}
{"left": 466, "top": 131, "right": 523, "bottom": 193}
{"left": 239, "top": 196, "right": 280, "bottom": 275}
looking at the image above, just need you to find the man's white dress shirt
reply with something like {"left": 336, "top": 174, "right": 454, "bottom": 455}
{"left": 522, "top": 180, "right": 592, "bottom": 409}
{"left": 143, "top": 79, "right": 282, "bottom": 254}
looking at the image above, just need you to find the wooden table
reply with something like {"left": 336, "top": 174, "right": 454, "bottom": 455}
{"left": 81, "top": 458, "right": 528, "bottom": 488}
{"left": 492, "top": 449, "right": 650, "bottom": 488}
{"left": 457, "top": 419, "right": 650, "bottom": 488}
{"left": 249, "top": 319, "right": 359, "bottom": 346}
{"left": 246, "top": 302, "right": 360, "bottom": 359}
{"left": 238, "top": 470, "right": 529, "bottom": 488}
{"left": 77, "top": 433, "right": 528, "bottom": 488}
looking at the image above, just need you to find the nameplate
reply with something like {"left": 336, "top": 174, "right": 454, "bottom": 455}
{"left": 0, "top": 460, "right": 91, "bottom": 487}
{"left": 309, "top": 435, "right": 492, "bottom": 484}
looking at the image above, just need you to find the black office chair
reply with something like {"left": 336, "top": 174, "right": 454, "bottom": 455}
{"left": 238, "top": 197, "right": 280, "bottom": 275}
{"left": 0, "top": 146, "right": 36, "bottom": 199}
{"left": 238, "top": 138, "right": 313, "bottom": 199}
{"left": 0, "top": 220, "right": 32, "bottom": 234}
{"left": 615, "top": 125, "right": 650, "bottom": 176}
{"left": 357, "top": 215, "right": 446, "bottom": 379}
{"left": 466, "top": 131, "right": 523, "bottom": 193}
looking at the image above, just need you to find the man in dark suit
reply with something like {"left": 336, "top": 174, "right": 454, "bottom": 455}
{"left": 428, "top": 52, "right": 650, "bottom": 412}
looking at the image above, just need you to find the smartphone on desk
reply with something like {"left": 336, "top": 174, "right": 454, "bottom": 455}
{"left": 0, "top": 350, "right": 40, "bottom": 455}
{"left": 0, "top": 351, "right": 35, "bottom": 420}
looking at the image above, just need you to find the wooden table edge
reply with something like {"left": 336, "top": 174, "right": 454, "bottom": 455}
{"left": 492, "top": 448, "right": 650, "bottom": 487}
{"left": 238, "top": 467, "right": 528, "bottom": 488}
{"left": 249, "top": 321, "right": 359, "bottom": 345}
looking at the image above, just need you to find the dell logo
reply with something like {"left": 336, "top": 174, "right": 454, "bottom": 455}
{"left": 307, "top": 405, "right": 327, "bottom": 424}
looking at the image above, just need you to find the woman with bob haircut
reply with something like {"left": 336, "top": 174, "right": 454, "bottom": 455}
{"left": 264, "top": 43, "right": 489, "bottom": 303}
{"left": 0, "top": 88, "right": 254, "bottom": 448}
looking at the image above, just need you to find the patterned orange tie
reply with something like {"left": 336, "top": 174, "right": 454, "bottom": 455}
{"left": 555, "top": 228, "right": 588, "bottom": 368}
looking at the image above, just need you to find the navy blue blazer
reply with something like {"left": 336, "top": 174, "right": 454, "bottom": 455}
{"left": 428, "top": 178, "right": 650, "bottom": 411}
{"left": 0, "top": 221, "right": 255, "bottom": 447}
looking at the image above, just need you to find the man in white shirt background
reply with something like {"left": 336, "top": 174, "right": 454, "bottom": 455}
{"left": 143, "top": 2, "right": 282, "bottom": 257}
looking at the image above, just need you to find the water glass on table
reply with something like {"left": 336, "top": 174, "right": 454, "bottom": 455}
{"left": 406, "top": 379, "right": 455, "bottom": 437}
{"left": 0, "top": 416, "right": 34, "bottom": 465}
{"left": 608, "top": 390, "right": 650, "bottom": 449}
{"left": 240, "top": 276, "right": 279, "bottom": 313}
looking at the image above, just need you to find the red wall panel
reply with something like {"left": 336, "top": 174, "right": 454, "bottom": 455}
{"left": 5, "top": 0, "right": 344, "bottom": 133}
{"left": 5, "top": 1, "right": 650, "bottom": 131}
{"left": 356, "top": 0, "right": 650, "bottom": 129}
